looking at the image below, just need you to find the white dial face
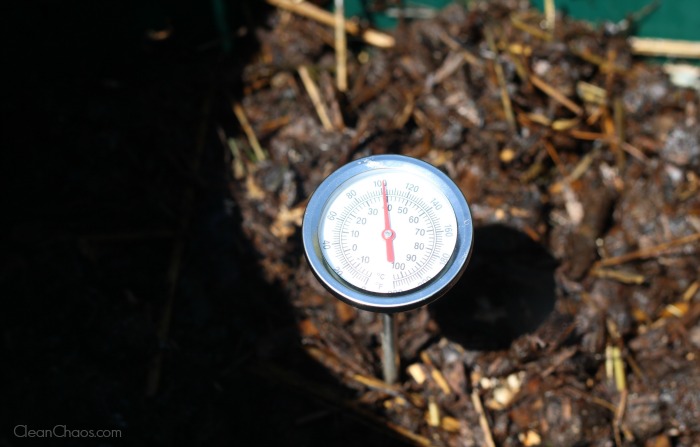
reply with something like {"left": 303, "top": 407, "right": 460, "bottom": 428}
{"left": 318, "top": 170, "right": 458, "bottom": 294}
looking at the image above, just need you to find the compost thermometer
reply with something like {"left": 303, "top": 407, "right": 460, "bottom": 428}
{"left": 302, "top": 154, "right": 473, "bottom": 382}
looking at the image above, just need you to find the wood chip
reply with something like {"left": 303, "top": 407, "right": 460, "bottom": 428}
{"left": 270, "top": 205, "right": 304, "bottom": 240}
{"left": 334, "top": 301, "right": 356, "bottom": 323}
{"left": 441, "top": 416, "right": 461, "bottom": 432}
{"left": 518, "top": 429, "right": 542, "bottom": 446}
{"left": 427, "top": 397, "right": 441, "bottom": 427}
{"left": 299, "top": 318, "right": 320, "bottom": 337}
{"left": 407, "top": 363, "right": 427, "bottom": 385}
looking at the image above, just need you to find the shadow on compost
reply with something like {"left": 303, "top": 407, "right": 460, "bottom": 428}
{"left": 430, "top": 224, "right": 558, "bottom": 350}
{"left": 2, "top": 1, "right": 408, "bottom": 445}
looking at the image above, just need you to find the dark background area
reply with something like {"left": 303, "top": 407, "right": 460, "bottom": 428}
{"left": 2, "top": 1, "right": 407, "bottom": 445}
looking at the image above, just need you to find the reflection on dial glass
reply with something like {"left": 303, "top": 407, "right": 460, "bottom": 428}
{"left": 318, "top": 170, "right": 458, "bottom": 294}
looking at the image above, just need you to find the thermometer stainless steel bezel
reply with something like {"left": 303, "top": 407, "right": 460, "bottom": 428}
{"left": 302, "top": 154, "right": 473, "bottom": 313}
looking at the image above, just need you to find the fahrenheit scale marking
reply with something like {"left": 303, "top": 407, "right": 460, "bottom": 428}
{"left": 318, "top": 170, "right": 458, "bottom": 294}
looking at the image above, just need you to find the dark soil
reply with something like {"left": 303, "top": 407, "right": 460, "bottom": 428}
{"left": 227, "top": 1, "right": 700, "bottom": 446}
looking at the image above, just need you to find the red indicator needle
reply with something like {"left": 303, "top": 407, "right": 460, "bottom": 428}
{"left": 381, "top": 180, "right": 396, "bottom": 263}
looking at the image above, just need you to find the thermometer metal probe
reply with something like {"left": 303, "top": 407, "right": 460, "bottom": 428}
{"left": 302, "top": 154, "right": 473, "bottom": 383}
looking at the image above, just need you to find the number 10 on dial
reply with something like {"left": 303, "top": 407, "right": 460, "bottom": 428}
{"left": 303, "top": 155, "right": 473, "bottom": 313}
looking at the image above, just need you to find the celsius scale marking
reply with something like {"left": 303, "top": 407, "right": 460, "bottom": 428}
{"left": 303, "top": 155, "right": 473, "bottom": 383}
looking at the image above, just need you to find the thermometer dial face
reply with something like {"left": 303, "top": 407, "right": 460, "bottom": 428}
{"left": 303, "top": 155, "right": 473, "bottom": 312}
{"left": 318, "top": 171, "right": 457, "bottom": 294}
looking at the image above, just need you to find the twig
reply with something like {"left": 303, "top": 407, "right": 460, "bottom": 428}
{"left": 386, "top": 422, "right": 434, "bottom": 446}
{"left": 549, "top": 146, "right": 598, "bottom": 193}
{"left": 530, "top": 74, "right": 583, "bottom": 115}
{"left": 541, "top": 346, "right": 577, "bottom": 377}
{"left": 510, "top": 13, "right": 552, "bottom": 41}
{"left": 393, "top": 91, "right": 415, "bottom": 129}
{"left": 485, "top": 27, "right": 517, "bottom": 133}
{"left": 599, "top": 44, "right": 625, "bottom": 169}
{"left": 577, "top": 81, "right": 607, "bottom": 105}
{"left": 334, "top": 0, "right": 348, "bottom": 92}
{"left": 415, "top": 354, "right": 452, "bottom": 395}
{"left": 569, "top": 47, "right": 627, "bottom": 74}
{"left": 471, "top": 390, "right": 496, "bottom": 447}
{"left": 427, "top": 397, "right": 440, "bottom": 427}
{"left": 543, "top": 139, "right": 568, "bottom": 178}
{"left": 506, "top": 45, "right": 530, "bottom": 82}
{"left": 609, "top": 97, "right": 626, "bottom": 169}
{"left": 232, "top": 102, "right": 267, "bottom": 161}
{"left": 625, "top": 351, "right": 646, "bottom": 382}
{"left": 544, "top": 0, "right": 555, "bottom": 32}
{"left": 569, "top": 129, "right": 607, "bottom": 140}
{"left": 624, "top": 0, "right": 661, "bottom": 28}
{"left": 629, "top": 37, "right": 700, "bottom": 59}
{"left": 562, "top": 386, "right": 617, "bottom": 413}
{"left": 259, "top": 115, "right": 292, "bottom": 135}
{"left": 591, "top": 268, "right": 645, "bottom": 285}
{"left": 349, "top": 69, "right": 392, "bottom": 109}
{"left": 586, "top": 106, "right": 606, "bottom": 126}
{"left": 682, "top": 280, "right": 700, "bottom": 302}
{"left": 431, "top": 369, "right": 452, "bottom": 395}
{"left": 621, "top": 141, "right": 649, "bottom": 163}
{"left": 607, "top": 345, "right": 626, "bottom": 391}
{"left": 594, "top": 231, "right": 700, "bottom": 268}
{"left": 613, "top": 388, "right": 629, "bottom": 447}
{"left": 217, "top": 126, "right": 245, "bottom": 179}
{"left": 266, "top": 0, "right": 395, "bottom": 48}
{"left": 428, "top": 50, "right": 467, "bottom": 89}
{"left": 320, "top": 71, "right": 346, "bottom": 130}
{"left": 351, "top": 374, "right": 400, "bottom": 395}
{"left": 436, "top": 30, "right": 483, "bottom": 67}
{"left": 568, "top": 130, "right": 649, "bottom": 162}
{"left": 298, "top": 65, "right": 335, "bottom": 131}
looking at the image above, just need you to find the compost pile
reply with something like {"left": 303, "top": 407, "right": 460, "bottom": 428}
{"left": 227, "top": 1, "right": 700, "bottom": 445}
